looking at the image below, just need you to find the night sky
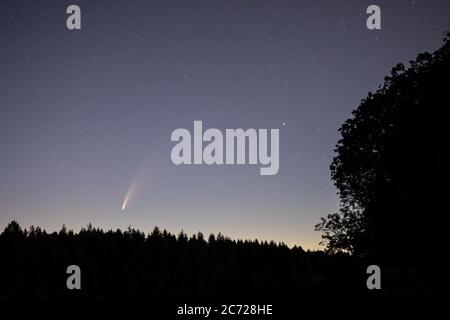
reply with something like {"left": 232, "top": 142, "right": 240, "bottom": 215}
{"left": 1, "top": 0, "right": 449, "bottom": 249}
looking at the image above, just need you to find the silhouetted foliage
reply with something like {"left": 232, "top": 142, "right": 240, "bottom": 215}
{"left": 0, "top": 220, "right": 374, "bottom": 300}
{"left": 316, "top": 33, "right": 450, "bottom": 275}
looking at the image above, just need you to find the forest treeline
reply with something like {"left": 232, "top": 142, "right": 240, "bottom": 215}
{"left": 0, "top": 220, "right": 364, "bottom": 300}
{"left": 1, "top": 220, "right": 446, "bottom": 300}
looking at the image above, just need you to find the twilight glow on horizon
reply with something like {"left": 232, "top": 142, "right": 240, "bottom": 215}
{"left": 1, "top": 0, "right": 449, "bottom": 249}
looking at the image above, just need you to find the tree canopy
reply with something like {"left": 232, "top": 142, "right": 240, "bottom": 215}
{"left": 0, "top": 220, "right": 367, "bottom": 299}
{"left": 316, "top": 33, "right": 450, "bottom": 269}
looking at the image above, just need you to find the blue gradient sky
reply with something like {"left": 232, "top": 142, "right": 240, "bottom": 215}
{"left": 1, "top": 0, "right": 449, "bottom": 249}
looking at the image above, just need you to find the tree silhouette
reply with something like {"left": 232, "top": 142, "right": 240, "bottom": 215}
{"left": 2, "top": 220, "right": 364, "bottom": 299}
{"left": 316, "top": 33, "right": 450, "bottom": 272}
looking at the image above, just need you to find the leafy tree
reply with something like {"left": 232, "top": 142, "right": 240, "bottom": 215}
{"left": 316, "top": 33, "right": 450, "bottom": 268}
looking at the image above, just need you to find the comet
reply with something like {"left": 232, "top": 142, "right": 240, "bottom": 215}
{"left": 121, "top": 142, "right": 163, "bottom": 211}
{"left": 121, "top": 170, "right": 142, "bottom": 211}
{"left": 121, "top": 180, "right": 134, "bottom": 211}
{"left": 121, "top": 159, "right": 149, "bottom": 211}
{"left": 121, "top": 193, "right": 130, "bottom": 211}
